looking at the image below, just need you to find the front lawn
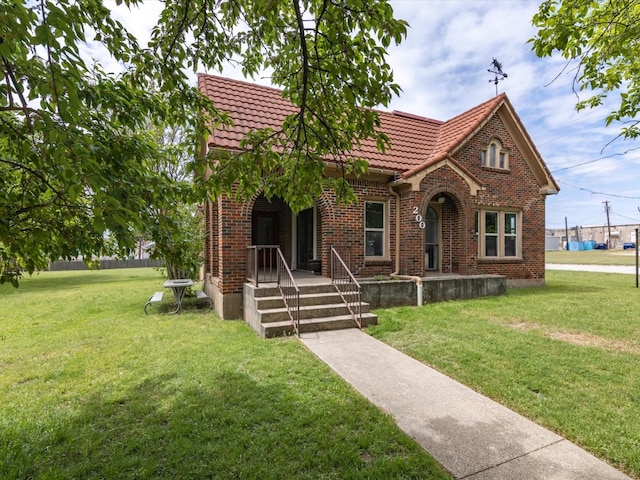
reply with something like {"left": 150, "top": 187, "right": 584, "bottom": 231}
{"left": 0, "top": 268, "right": 449, "bottom": 479}
{"left": 369, "top": 270, "right": 640, "bottom": 478}
{"left": 546, "top": 249, "right": 638, "bottom": 265}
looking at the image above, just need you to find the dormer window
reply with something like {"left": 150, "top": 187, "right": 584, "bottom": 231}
{"left": 481, "top": 139, "right": 508, "bottom": 169}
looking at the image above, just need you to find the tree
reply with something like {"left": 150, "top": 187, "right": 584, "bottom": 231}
{"left": 0, "top": 0, "right": 407, "bottom": 285}
{"left": 531, "top": 0, "right": 640, "bottom": 140}
{"left": 148, "top": 202, "right": 204, "bottom": 281}
{"left": 147, "top": 123, "right": 204, "bottom": 281}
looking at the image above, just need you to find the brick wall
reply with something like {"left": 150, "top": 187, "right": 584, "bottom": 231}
{"left": 318, "top": 179, "right": 395, "bottom": 278}
{"left": 450, "top": 114, "right": 546, "bottom": 280}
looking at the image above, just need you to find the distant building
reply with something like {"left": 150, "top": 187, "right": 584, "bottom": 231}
{"left": 546, "top": 224, "right": 639, "bottom": 249}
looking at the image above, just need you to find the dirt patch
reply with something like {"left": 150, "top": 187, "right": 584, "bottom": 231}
{"left": 499, "top": 319, "right": 638, "bottom": 355}
{"left": 547, "top": 331, "right": 638, "bottom": 354}
{"left": 500, "top": 318, "right": 542, "bottom": 331}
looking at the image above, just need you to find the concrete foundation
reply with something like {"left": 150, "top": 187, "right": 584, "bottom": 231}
{"left": 507, "top": 278, "right": 545, "bottom": 288}
{"left": 204, "top": 276, "right": 243, "bottom": 320}
{"left": 422, "top": 274, "right": 506, "bottom": 304}
{"left": 209, "top": 273, "right": 508, "bottom": 321}
{"left": 243, "top": 282, "right": 261, "bottom": 333}
{"left": 362, "top": 274, "right": 506, "bottom": 308}
{"left": 361, "top": 279, "right": 416, "bottom": 308}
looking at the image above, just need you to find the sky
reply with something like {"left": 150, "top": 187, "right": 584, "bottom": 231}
{"left": 105, "top": 0, "right": 640, "bottom": 229}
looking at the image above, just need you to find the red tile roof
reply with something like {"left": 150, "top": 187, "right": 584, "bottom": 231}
{"left": 198, "top": 74, "right": 504, "bottom": 177}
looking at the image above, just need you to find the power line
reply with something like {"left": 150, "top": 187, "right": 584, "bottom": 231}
{"left": 611, "top": 210, "right": 640, "bottom": 223}
{"left": 551, "top": 146, "right": 640, "bottom": 173}
{"left": 557, "top": 180, "right": 640, "bottom": 199}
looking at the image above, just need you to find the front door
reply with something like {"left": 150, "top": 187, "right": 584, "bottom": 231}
{"left": 425, "top": 206, "right": 439, "bottom": 271}
{"left": 297, "top": 208, "right": 314, "bottom": 270}
{"left": 252, "top": 212, "right": 279, "bottom": 267}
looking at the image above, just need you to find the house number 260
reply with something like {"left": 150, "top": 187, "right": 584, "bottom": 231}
{"left": 412, "top": 207, "right": 425, "bottom": 230}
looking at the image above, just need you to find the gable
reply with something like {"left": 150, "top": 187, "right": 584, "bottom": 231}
{"left": 404, "top": 155, "right": 483, "bottom": 195}
{"left": 400, "top": 95, "right": 558, "bottom": 196}
{"left": 496, "top": 103, "right": 559, "bottom": 195}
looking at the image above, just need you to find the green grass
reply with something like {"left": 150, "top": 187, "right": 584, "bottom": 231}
{"left": 546, "top": 248, "right": 638, "bottom": 265}
{"left": 0, "top": 269, "right": 449, "bottom": 480}
{"left": 369, "top": 270, "right": 640, "bottom": 478}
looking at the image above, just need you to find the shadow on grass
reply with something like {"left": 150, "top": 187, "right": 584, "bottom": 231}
{"left": 2, "top": 371, "right": 447, "bottom": 479}
{"left": 145, "top": 296, "right": 214, "bottom": 316}
{"left": 7, "top": 269, "right": 162, "bottom": 294}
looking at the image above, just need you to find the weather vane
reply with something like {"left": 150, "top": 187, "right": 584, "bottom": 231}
{"left": 488, "top": 58, "right": 508, "bottom": 95}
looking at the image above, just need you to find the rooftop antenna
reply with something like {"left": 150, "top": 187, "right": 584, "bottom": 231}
{"left": 488, "top": 58, "right": 508, "bottom": 95}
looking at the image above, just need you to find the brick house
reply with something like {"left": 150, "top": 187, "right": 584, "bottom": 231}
{"left": 199, "top": 74, "right": 559, "bottom": 321}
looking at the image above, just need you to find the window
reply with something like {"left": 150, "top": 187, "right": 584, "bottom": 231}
{"left": 504, "top": 213, "right": 517, "bottom": 256}
{"left": 365, "top": 201, "right": 386, "bottom": 257}
{"left": 485, "top": 211, "right": 498, "bottom": 256}
{"left": 481, "top": 139, "right": 508, "bottom": 169}
{"left": 476, "top": 209, "right": 520, "bottom": 258}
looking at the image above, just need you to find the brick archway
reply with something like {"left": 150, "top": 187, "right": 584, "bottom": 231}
{"left": 418, "top": 187, "right": 471, "bottom": 275}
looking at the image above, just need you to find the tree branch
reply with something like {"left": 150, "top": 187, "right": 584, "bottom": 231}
{"left": 164, "top": 0, "right": 192, "bottom": 66}
{"left": 292, "top": 0, "right": 310, "bottom": 149}
{"left": 0, "top": 156, "right": 65, "bottom": 199}
{"left": 1, "top": 55, "right": 34, "bottom": 133}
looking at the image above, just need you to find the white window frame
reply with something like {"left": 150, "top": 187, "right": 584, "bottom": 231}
{"left": 364, "top": 200, "right": 388, "bottom": 259}
{"left": 476, "top": 208, "right": 521, "bottom": 258}
{"left": 481, "top": 139, "right": 509, "bottom": 170}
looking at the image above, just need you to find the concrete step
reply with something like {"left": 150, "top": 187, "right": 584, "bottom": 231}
{"left": 251, "top": 283, "right": 337, "bottom": 298}
{"left": 255, "top": 291, "right": 359, "bottom": 309}
{"left": 262, "top": 313, "right": 378, "bottom": 338}
{"left": 258, "top": 302, "right": 370, "bottom": 324}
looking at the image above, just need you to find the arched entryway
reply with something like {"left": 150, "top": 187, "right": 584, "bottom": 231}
{"left": 251, "top": 195, "right": 290, "bottom": 269}
{"left": 422, "top": 193, "right": 464, "bottom": 274}
{"left": 250, "top": 194, "right": 318, "bottom": 272}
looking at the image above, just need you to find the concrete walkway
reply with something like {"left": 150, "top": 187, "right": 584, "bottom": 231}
{"left": 300, "top": 329, "right": 631, "bottom": 480}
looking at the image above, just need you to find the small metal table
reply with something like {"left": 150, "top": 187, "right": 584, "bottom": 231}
{"left": 163, "top": 279, "right": 194, "bottom": 314}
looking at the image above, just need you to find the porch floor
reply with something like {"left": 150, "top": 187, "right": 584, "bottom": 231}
{"left": 256, "top": 269, "right": 332, "bottom": 287}
{"left": 256, "top": 270, "right": 502, "bottom": 287}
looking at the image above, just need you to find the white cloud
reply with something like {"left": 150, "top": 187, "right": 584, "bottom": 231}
{"left": 108, "top": 2, "right": 164, "bottom": 45}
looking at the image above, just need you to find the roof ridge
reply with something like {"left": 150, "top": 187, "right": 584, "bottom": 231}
{"left": 198, "top": 72, "right": 285, "bottom": 95}
{"left": 440, "top": 94, "right": 506, "bottom": 152}
{"left": 443, "top": 93, "right": 506, "bottom": 126}
{"left": 391, "top": 110, "right": 443, "bottom": 124}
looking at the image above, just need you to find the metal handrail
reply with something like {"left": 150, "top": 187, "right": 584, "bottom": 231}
{"left": 246, "top": 245, "right": 279, "bottom": 286}
{"left": 330, "top": 246, "right": 362, "bottom": 329}
{"left": 276, "top": 247, "right": 300, "bottom": 336}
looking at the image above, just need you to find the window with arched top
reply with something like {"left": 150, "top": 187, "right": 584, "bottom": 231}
{"left": 480, "top": 139, "right": 508, "bottom": 170}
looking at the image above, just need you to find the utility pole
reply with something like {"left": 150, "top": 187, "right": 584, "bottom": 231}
{"left": 564, "top": 216, "right": 569, "bottom": 250}
{"left": 604, "top": 201, "right": 612, "bottom": 249}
